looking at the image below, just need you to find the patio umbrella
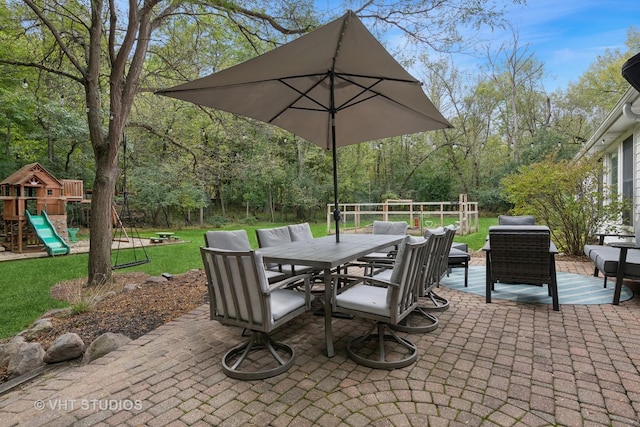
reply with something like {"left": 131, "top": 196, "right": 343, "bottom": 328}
{"left": 156, "top": 10, "right": 452, "bottom": 241}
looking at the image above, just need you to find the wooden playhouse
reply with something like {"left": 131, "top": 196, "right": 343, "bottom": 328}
{"left": 0, "top": 163, "right": 85, "bottom": 254}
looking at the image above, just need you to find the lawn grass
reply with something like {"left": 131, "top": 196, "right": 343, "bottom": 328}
{"left": 0, "top": 218, "right": 496, "bottom": 340}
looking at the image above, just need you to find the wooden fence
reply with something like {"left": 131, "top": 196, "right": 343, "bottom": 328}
{"left": 326, "top": 194, "right": 479, "bottom": 236}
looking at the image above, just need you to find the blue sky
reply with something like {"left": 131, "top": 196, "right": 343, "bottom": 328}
{"left": 314, "top": 1, "right": 639, "bottom": 93}
{"left": 497, "top": 0, "right": 639, "bottom": 91}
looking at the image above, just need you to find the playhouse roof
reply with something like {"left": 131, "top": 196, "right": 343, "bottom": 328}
{"left": 0, "top": 162, "right": 63, "bottom": 187}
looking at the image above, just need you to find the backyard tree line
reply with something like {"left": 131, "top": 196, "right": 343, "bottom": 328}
{"left": 0, "top": 0, "right": 639, "bottom": 282}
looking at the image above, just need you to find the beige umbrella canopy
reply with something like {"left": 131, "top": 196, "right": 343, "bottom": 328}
{"left": 157, "top": 10, "right": 452, "bottom": 241}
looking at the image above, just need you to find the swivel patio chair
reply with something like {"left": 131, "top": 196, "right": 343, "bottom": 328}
{"left": 200, "top": 247, "right": 312, "bottom": 380}
{"left": 420, "top": 227, "right": 456, "bottom": 311}
{"left": 388, "top": 231, "right": 447, "bottom": 333}
{"left": 204, "top": 229, "right": 286, "bottom": 283}
{"left": 484, "top": 225, "right": 559, "bottom": 311}
{"left": 256, "top": 226, "right": 315, "bottom": 277}
{"left": 357, "top": 220, "right": 408, "bottom": 275}
{"left": 330, "top": 236, "right": 427, "bottom": 369}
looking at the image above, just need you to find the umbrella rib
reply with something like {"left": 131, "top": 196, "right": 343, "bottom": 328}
{"left": 267, "top": 74, "right": 332, "bottom": 123}
{"left": 335, "top": 73, "right": 450, "bottom": 126}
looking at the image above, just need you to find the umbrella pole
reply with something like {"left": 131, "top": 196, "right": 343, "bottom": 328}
{"left": 331, "top": 111, "right": 340, "bottom": 243}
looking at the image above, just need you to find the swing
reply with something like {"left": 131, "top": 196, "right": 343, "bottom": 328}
{"left": 112, "top": 135, "right": 150, "bottom": 269}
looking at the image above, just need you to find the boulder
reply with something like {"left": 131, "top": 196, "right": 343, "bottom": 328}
{"left": 83, "top": 332, "right": 131, "bottom": 364}
{"left": 124, "top": 283, "right": 139, "bottom": 291}
{"left": 0, "top": 341, "right": 22, "bottom": 368}
{"left": 21, "top": 319, "right": 53, "bottom": 340}
{"left": 44, "top": 333, "right": 85, "bottom": 363}
{"left": 7, "top": 342, "right": 45, "bottom": 379}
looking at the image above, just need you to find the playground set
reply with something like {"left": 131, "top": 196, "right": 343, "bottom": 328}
{"left": 0, "top": 163, "right": 87, "bottom": 255}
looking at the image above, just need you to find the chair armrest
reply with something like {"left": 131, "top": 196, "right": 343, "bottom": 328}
{"left": 330, "top": 274, "right": 398, "bottom": 295}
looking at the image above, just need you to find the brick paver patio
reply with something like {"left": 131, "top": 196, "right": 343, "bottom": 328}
{"left": 1, "top": 255, "right": 640, "bottom": 426}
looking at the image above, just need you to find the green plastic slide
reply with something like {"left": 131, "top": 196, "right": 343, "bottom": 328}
{"left": 25, "top": 210, "right": 71, "bottom": 256}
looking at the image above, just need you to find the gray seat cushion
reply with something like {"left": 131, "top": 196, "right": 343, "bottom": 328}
{"left": 448, "top": 247, "right": 470, "bottom": 263}
{"left": 270, "top": 289, "right": 307, "bottom": 321}
{"left": 590, "top": 246, "right": 640, "bottom": 277}
{"left": 335, "top": 283, "right": 390, "bottom": 317}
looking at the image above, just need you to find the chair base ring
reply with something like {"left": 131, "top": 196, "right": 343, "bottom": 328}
{"left": 346, "top": 323, "right": 418, "bottom": 370}
{"left": 422, "top": 290, "right": 450, "bottom": 311}
{"left": 390, "top": 307, "right": 439, "bottom": 333}
{"left": 222, "top": 332, "right": 295, "bottom": 380}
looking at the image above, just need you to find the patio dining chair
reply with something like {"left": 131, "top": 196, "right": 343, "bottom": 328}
{"left": 256, "top": 226, "right": 315, "bottom": 277}
{"left": 386, "top": 231, "right": 447, "bottom": 333}
{"left": 204, "top": 229, "right": 286, "bottom": 283}
{"left": 357, "top": 220, "right": 408, "bottom": 275}
{"left": 419, "top": 227, "right": 456, "bottom": 311}
{"left": 200, "top": 247, "right": 312, "bottom": 380}
{"left": 330, "top": 236, "right": 427, "bottom": 369}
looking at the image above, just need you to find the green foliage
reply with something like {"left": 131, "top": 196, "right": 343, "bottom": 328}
{"left": 501, "top": 155, "right": 628, "bottom": 255}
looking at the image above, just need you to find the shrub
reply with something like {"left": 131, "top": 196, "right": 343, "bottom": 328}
{"left": 501, "top": 155, "right": 628, "bottom": 255}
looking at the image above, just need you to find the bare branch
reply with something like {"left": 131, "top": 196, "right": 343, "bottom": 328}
{"left": 22, "top": 0, "right": 87, "bottom": 79}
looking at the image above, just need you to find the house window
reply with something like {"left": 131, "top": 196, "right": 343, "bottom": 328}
{"left": 622, "top": 136, "right": 633, "bottom": 224}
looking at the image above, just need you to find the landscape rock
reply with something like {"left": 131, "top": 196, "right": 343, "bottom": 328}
{"left": 7, "top": 342, "right": 45, "bottom": 379}
{"left": 145, "top": 276, "right": 168, "bottom": 284}
{"left": 124, "top": 283, "right": 140, "bottom": 291}
{"left": 20, "top": 319, "right": 53, "bottom": 340}
{"left": 83, "top": 332, "right": 131, "bottom": 364}
{"left": 43, "top": 333, "right": 85, "bottom": 363}
{"left": 0, "top": 341, "right": 22, "bottom": 368}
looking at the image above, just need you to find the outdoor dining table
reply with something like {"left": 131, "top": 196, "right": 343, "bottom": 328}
{"left": 259, "top": 233, "right": 404, "bottom": 357}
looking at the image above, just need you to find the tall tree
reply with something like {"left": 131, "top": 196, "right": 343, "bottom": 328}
{"left": 486, "top": 29, "right": 546, "bottom": 162}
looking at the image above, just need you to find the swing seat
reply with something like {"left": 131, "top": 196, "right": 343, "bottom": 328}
{"left": 112, "top": 259, "right": 151, "bottom": 270}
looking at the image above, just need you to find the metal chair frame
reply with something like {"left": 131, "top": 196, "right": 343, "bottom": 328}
{"left": 201, "top": 247, "right": 312, "bottom": 380}
{"left": 331, "top": 237, "right": 427, "bottom": 369}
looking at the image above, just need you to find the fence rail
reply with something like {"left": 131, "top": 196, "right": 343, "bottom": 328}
{"left": 326, "top": 195, "right": 479, "bottom": 236}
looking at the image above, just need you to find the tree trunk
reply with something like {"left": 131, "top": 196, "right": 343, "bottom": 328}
{"left": 88, "top": 147, "right": 117, "bottom": 285}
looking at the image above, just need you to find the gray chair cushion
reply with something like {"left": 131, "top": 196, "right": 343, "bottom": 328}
{"left": 335, "top": 283, "right": 390, "bottom": 317}
{"left": 204, "top": 230, "right": 251, "bottom": 250}
{"left": 452, "top": 242, "right": 468, "bottom": 252}
{"left": 257, "top": 226, "right": 313, "bottom": 275}
{"left": 270, "top": 289, "right": 307, "bottom": 321}
{"left": 371, "top": 220, "right": 408, "bottom": 255}
{"left": 256, "top": 226, "right": 291, "bottom": 247}
{"left": 373, "top": 220, "right": 408, "bottom": 235}
{"left": 498, "top": 215, "right": 535, "bottom": 225}
{"left": 590, "top": 246, "right": 640, "bottom": 277}
{"left": 288, "top": 223, "right": 313, "bottom": 241}
{"left": 449, "top": 247, "right": 470, "bottom": 263}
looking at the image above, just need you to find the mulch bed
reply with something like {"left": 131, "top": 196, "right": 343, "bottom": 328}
{"left": 0, "top": 269, "right": 209, "bottom": 385}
